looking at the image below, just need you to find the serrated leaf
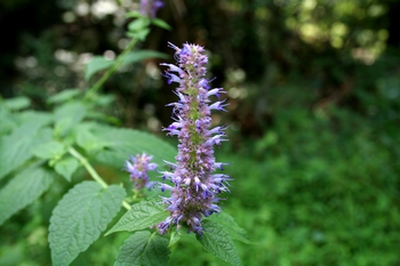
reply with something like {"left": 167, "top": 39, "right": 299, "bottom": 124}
{"left": 123, "top": 50, "right": 168, "bottom": 64}
{"left": 0, "top": 166, "right": 54, "bottom": 225}
{"left": 54, "top": 157, "right": 79, "bottom": 182}
{"left": 3, "top": 96, "right": 31, "bottom": 110}
{"left": 85, "top": 56, "right": 114, "bottom": 81}
{"left": 115, "top": 231, "right": 170, "bottom": 266}
{"left": 206, "top": 213, "right": 251, "bottom": 244}
{"left": 32, "top": 140, "right": 65, "bottom": 160}
{"left": 0, "top": 124, "right": 52, "bottom": 180}
{"left": 106, "top": 198, "right": 168, "bottom": 235}
{"left": 151, "top": 18, "right": 172, "bottom": 30}
{"left": 197, "top": 220, "right": 242, "bottom": 266}
{"left": 49, "top": 181, "right": 126, "bottom": 266}
{"left": 47, "top": 89, "right": 82, "bottom": 104}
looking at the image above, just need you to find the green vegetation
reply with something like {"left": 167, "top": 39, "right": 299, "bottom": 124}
{"left": 1, "top": 0, "right": 400, "bottom": 265}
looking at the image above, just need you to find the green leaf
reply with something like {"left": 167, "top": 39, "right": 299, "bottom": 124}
{"left": 206, "top": 213, "right": 251, "bottom": 244}
{"left": 151, "top": 18, "right": 172, "bottom": 30}
{"left": 0, "top": 166, "right": 54, "bottom": 225}
{"left": 106, "top": 198, "right": 168, "bottom": 235}
{"left": 123, "top": 50, "right": 169, "bottom": 64}
{"left": 168, "top": 231, "right": 182, "bottom": 247}
{"left": 32, "top": 140, "right": 65, "bottom": 160}
{"left": 75, "top": 123, "right": 109, "bottom": 153}
{"left": 93, "top": 125, "right": 176, "bottom": 169}
{"left": 125, "top": 11, "right": 141, "bottom": 18}
{"left": 115, "top": 231, "right": 170, "bottom": 266}
{"left": 3, "top": 96, "right": 31, "bottom": 110}
{"left": 54, "top": 102, "right": 87, "bottom": 136}
{"left": 49, "top": 181, "right": 126, "bottom": 266}
{"left": 0, "top": 124, "right": 52, "bottom": 180}
{"left": 128, "top": 18, "right": 150, "bottom": 32}
{"left": 126, "top": 29, "right": 150, "bottom": 41}
{"left": 197, "top": 219, "right": 242, "bottom": 266}
{"left": 47, "top": 89, "right": 82, "bottom": 104}
{"left": 54, "top": 157, "right": 79, "bottom": 182}
{"left": 85, "top": 56, "right": 114, "bottom": 81}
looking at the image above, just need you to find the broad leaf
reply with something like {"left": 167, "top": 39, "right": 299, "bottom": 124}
{"left": 48, "top": 181, "right": 126, "bottom": 266}
{"left": 53, "top": 102, "right": 87, "bottom": 136}
{"left": 151, "top": 19, "right": 172, "bottom": 30}
{"left": 93, "top": 125, "right": 177, "bottom": 169}
{"left": 168, "top": 231, "right": 182, "bottom": 247}
{"left": 54, "top": 157, "right": 79, "bottom": 182}
{"left": 3, "top": 96, "right": 30, "bottom": 110}
{"left": 206, "top": 213, "right": 251, "bottom": 244}
{"left": 126, "top": 29, "right": 150, "bottom": 41}
{"left": 123, "top": 50, "right": 168, "bottom": 64}
{"left": 197, "top": 219, "right": 242, "bottom": 266}
{"left": 106, "top": 198, "right": 168, "bottom": 235}
{"left": 0, "top": 124, "right": 52, "bottom": 180}
{"left": 128, "top": 18, "right": 150, "bottom": 32}
{"left": 0, "top": 166, "right": 54, "bottom": 225}
{"left": 47, "top": 89, "right": 82, "bottom": 104}
{"left": 32, "top": 140, "right": 65, "bottom": 160}
{"left": 75, "top": 123, "right": 109, "bottom": 153}
{"left": 85, "top": 56, "right": 114, "bottom": 81}
{"left": 115, "top": 231, "right": 170, "bottom": 266}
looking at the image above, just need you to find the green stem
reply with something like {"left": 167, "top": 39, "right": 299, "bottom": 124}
{"left": 84, "top": 38, "right": 138, "bottom": 100}
{"left": 68, "top": 147, "right": 131, "bottom": 210}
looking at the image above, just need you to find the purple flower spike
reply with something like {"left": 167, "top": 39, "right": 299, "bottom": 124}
{"left": 158, "top": 43, "right": 230, "bottom": 235}
{"left": 140, "top": 0, "right": 164, "bottom": 19}
{"left": 124, "top": 152, "right": 158, "bottom": 190}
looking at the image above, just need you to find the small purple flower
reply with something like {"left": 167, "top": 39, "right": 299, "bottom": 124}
{"left": 140, "top": 0, "right": 164, "bottom": 19}
{"left": 124, "top": 152, "right": 157, "bottom": 190}
{"left": 158, "top": 42, "right": 230, "bottom": 235}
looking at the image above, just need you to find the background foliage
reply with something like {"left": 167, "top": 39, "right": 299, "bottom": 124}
{"left": 1, "top": 0, "right": 400, "bottom": 265}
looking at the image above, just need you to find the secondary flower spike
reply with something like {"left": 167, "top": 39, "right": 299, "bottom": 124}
{"left": 124, "top": 152, "right": 157, "bottom": 190}
{"left": 158, "top": 42, "right": 230, "bottom": 235}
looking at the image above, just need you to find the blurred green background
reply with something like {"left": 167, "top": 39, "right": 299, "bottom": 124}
{"left": 1, "top": 0, "right": 400, "bottom": 265}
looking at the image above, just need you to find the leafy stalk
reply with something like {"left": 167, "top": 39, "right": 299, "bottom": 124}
{"left": 68, "top": 147, "right": 131, "bottom": 210}
{"left": 84, "top": 38, "right": 138, "bottom": 100}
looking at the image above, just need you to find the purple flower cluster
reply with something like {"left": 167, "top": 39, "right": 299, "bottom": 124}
{"left": 158, "top": 42, "right": 230, "bottom": 235}
{"left": 124, "top": 153, "right": 157, "bottom": 190}
{"left": 140, "top": 0, "right": 164, "bottom": 19}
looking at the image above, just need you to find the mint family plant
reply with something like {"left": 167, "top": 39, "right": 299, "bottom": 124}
{"left": 0, "top": 2, "right": 249, "bottom": 265}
